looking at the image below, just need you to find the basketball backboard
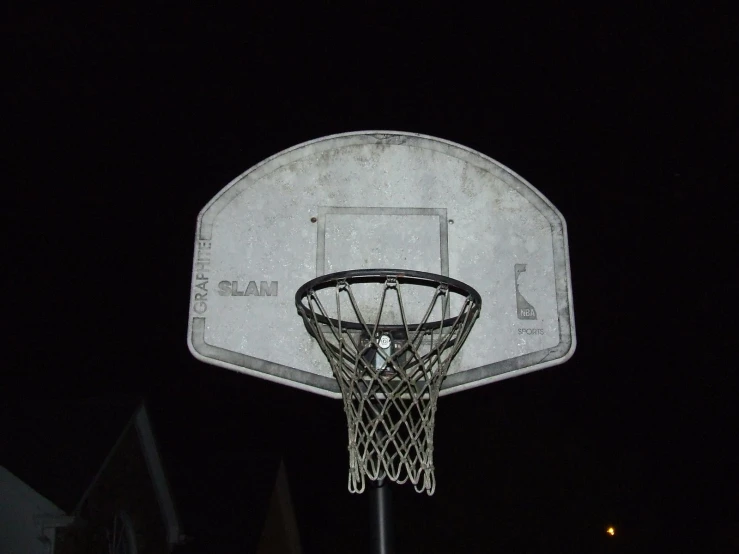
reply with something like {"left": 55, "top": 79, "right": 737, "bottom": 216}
{"left": 188, "top": 131, "right": 575, "bottom": 398}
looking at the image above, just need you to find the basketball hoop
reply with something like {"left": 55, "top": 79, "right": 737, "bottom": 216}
{"left": 296, "top": 269, "right": 481, "bottom": 494}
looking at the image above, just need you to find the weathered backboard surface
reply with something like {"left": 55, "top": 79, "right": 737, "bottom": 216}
{"left": 188, "top": 132, "right": 575, "bottom": 398}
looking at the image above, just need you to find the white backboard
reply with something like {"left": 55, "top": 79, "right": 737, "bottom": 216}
{"left": 188, "top": 132, "right": 575, "bottom": 397}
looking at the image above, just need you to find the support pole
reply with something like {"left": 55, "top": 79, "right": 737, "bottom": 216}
{"left": 369, "top": 478, "right": 393, "bottom": 554}
{"left": 369, "top": 341, "right": 394, "bottom": 553}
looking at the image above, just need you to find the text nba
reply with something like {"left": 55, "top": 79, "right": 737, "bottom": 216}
{"left": 217, "top": 281, "right": 278, "bottom": 297}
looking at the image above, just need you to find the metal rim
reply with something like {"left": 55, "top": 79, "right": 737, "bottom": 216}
{"left": 295, "top": 269, "right": 482, "bottom": 333}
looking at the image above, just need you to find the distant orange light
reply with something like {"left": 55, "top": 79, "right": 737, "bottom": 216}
{"left": 606, "top": 526, "right": 615, "bottom": 536}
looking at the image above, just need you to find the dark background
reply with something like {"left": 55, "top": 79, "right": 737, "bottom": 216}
{"left": 6, "top": 5, "right": 737, "bottom": 553}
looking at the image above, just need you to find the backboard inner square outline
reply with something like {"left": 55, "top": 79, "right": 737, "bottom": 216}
{"left": 316, "top": 207, "right": 449, "bottom": 277}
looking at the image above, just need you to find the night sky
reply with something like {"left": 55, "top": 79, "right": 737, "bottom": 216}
{"left": 6, "top": 5, "right": 737, "bottom": 553}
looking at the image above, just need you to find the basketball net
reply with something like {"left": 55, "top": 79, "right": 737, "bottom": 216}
{"left": 296, "top": 271, "right": 481, "bottom": 494}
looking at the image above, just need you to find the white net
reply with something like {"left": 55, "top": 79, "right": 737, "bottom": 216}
{"left": 296, "top": 271, "right": 481, "bottom": 494}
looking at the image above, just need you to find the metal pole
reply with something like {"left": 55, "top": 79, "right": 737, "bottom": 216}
{"left": 369, "top": 478, "right": 393, "bottom": 554}
{"left": 369, "top": 343, "right": 394, "bottom": 553}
